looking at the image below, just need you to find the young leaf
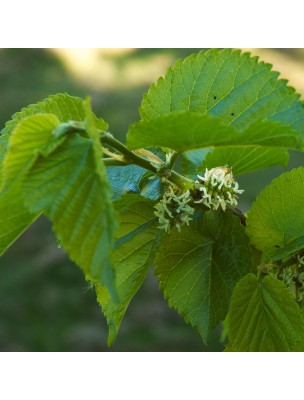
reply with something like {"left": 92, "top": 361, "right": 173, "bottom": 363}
{"left": 0, "top": 93, "right": 107, "bottom": 255}
{"left": 94, "top": 196, "right": 160, "bottom": 345}
{"left": 246, "top": 167, "right": 304, "bottom": 256}
{"left": 154, "top": 210, "right": 252, "bottom": 343}
{"left": 199, "top": 146, "right": 289, "bottom": 176}
{"left": 21, "top": 132, "right": 118, "bottom": 294}
{"left": 140, "top": 49, "right": 304, "bottom": 137}
{"left": 226, "top": 274, "right": 304, "bottom": 351}
{"left": 127, "top": 112, "right": 301, "bottom": 152}
{"left": 0, "top": 93, "right": 107, "bottom": 169}
{"left": 0, "top": 114, "right": 64, "bottom": 255}
{"left": 1, "top": 93, "right": 108, "bottom": 142}
{"left": 2, "top": 114, "right": 63, "bottom": 191}
{"left": 0, "top": 184, "right": 39, "bottom": 255}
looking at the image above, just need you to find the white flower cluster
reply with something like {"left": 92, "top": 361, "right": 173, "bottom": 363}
{"left": 154, "top": 186, "right": 194, "bottom": 232}
{"left": 194, "top": 166, "right": 244, "bottom": 211}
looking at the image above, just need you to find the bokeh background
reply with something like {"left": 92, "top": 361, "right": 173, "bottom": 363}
{"left": 0, "top": 49, "right": 303, "bottom": 351}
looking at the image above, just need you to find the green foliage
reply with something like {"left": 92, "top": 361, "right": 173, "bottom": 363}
{"left": 127, "top": 112, "right": 302, "bottom": 152}
{"left": 1, "top": 93, "right": 108, "bottom": 145}
{"left": 199, "top": 146, "right": 289, "bottom": 176}
{"left": 181, "top": 149, "right": 213, "bottom": 177}
{"left": 0, "top": 186, "right": 38, "bottom": 256}
{"left": 0, "top": 114, "right": 63, "bottom": 255}
{"left": 21, "top": 127, "right": 118, "bottom": 295}
{"left": 2, "top": 114, "right": 63, "bottom": 190}
{"left": 140, "top": 49, "right": 304, "bottom": 135}
{"left": 0, "top": 93, "right": 103, "bottom": 255}
{"left": 246, "top": 167, "right": 304, "bottom": 258}
{"left": 226, "top": 274, "right": 304, "bottom": 351}
{"left": 154, "top": 210, "right": 252, "bottom": 342}
{"left": 182, "top": 147, "right": 289, "bottom": 178}
{"left": 94, "top": 196, "right": 160, "bottom": 345}
{"left": 1, "top": 49, "right": 304, "bottom": 351}
{"left": 107, "top": 164, "right": 163, "bottom": 200}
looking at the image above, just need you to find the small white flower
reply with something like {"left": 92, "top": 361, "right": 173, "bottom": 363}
{"left": 194, "top": 166, "right": 244, "bottom": 211}
{"left": 154, "top": 186, "right": 194, "bottom": 232}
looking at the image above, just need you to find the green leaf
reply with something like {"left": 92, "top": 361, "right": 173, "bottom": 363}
{"left": 0, "top": 93, "right": 107, "bottom": 161}
{"left": 199, "top": 146, "right": 289, "bottom": 176}
{"left": 127, "top": 112, "right": 302, "bottom": 152}
{"left": 21, "top": 131, "right": 118, "bottom": 294}
{"left": 268, "top": 236, "right": 304, "bottom": 262}
{"left": 94, "top": 196, "right": 160, "bottom": 345}
{"left": 0, "top": 93, "right": 108, "bottom": 255}
{"left": 106, "top": 165, "right": 147, "bottom": 200}
{"left": 107, "top": 165, "right": 164, "bottom": 201}
{"left": 0, "top": 114, "right": 64, "bottom": 255}
{"left": 154, "top": 210, "right": 252, "bottom": 343}
{"left": 2, "top": 114, "right": 63, "bottom": 191}
{"left": 140, "top": 49, "right": 304, "bottom": 137}
{"left": 0, "top": 184, "right": 39, "bottom": 255}
{"left": 1, "top": 93, "right": 108, "bottom": 139}
{"left": 138, "top": 172, "right": 164, "bottom": 200}
{"left": 181, "top": 149, "right": 213, "bottom": 177}
{"left": 246, "top": 167, "right": 304, "bottom": 256}
{"left": 0, "top": 135, "right": 7, "bottom": 165}
{"left": 226, "top": 273, "right": 304, "bottom": 351}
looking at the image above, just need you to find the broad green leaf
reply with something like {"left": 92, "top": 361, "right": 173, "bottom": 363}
{"left": 0, "top": 114, "right": 64, "bottom": 255}
{"left": 226, "top": 274, "right": 304, "bottom": 351}
{"left": 127, "top": 112, "right": 302, "bottom": 152}
{"left": 246, "top": 167, "right": 304, "bottom": 256}
{"left": 199, "top": 146, "right": 289, "bottom": 176}
{"left": 154, "top": 210, "right": 252, "bottom": 343}
{"left": 140, "top": 49, "right": 304, "bottom": 137}
{"left": 94, "top": 196, "right": 160, "bottom": 345}
{"left": 21, "top": 132, "right": 118, "bottom": 294}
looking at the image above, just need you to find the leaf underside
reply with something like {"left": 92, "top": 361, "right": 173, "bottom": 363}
{"left": 22, "top": 131, "right": 118, "bottom": 291}
{"left": 0, "top": 94, "right": 101, "bottom": 255}
{"left": 0, "top": 114, "right": 63, "bottom": 255}
{"left": 127, "top": 112, "right": 301, "bottom": 152}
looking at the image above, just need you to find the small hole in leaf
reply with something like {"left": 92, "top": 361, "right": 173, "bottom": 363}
{"left": 213, "top": 96, "right": 217, "bottom": 100}
{"left": 231, "top": 112, "right": 235, "bottom": 116}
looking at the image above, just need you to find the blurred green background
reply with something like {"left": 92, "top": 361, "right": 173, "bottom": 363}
{"left": 0, "top": 48, "right": 303, "bottom": 351}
